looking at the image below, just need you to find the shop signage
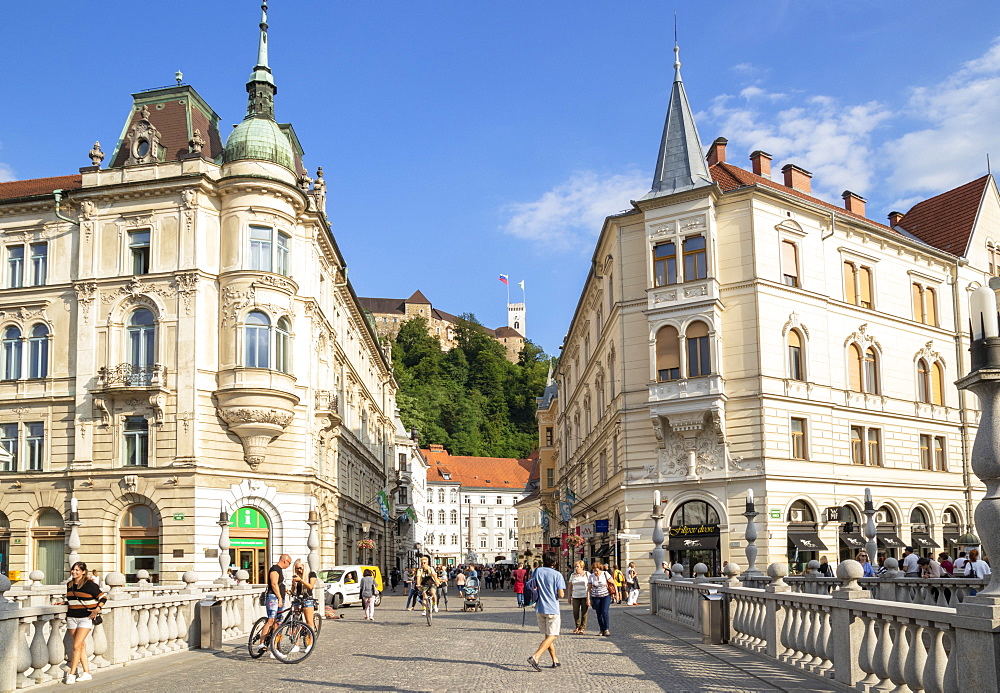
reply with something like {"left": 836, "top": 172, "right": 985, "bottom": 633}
{"left": 595, "top": 520, "right": 609, "bottom": 534}
{"left": 617, "top": 533, "right": 641, "bottom": 540}
{"left": 230, "top": 538, "right": 267, "bottom": 548}
{"left": 668, "top": 524, "right": 719, "bottom": 537}
{"left": 579, "top": 523, "right": 595, "bottom": 538}
{"left": 769, "top": 508, "right": 782, "bottom": 519}
{"left": 13, "top": 538, "right": 21, "bottom": 545}
{"left": 549, "top": 538, "right": 561, "bottom": 547}
{"left": 229, "top": 507, "right": 269, "bottom": 530}
{"left": 172, "top": 513, "right": 185, "bottom": 521}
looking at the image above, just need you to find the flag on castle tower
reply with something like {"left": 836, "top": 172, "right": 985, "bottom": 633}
{"left": 518, "top": 280, "right": 524, "bottom": 290}
{"left": 498, "top": 274, "right": 509, "bottom": 285}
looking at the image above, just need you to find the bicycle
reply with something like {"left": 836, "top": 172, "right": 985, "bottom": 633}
{"left": 418, "top": 586, "right": 435, "bottom": 626}
{"left": 248, "top": 596, "right": 318, "bottom": 663}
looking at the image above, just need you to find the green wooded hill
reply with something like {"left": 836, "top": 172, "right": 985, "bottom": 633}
{"left": 390, "top": 315, "right": 553, "bottom": 458}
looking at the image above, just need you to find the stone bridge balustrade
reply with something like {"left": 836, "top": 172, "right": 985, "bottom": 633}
{"left": 0, "top": 570, "right": 264, "bottom": 692}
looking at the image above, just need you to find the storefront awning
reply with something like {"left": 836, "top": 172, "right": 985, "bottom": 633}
{"left": 667, "top": 535, "right": 720, "bottom": 551}
{"left": 877, "top": 534, "right": 906, "bottom": 549}
{"left": 912, "top": 534, "right": 941, "bottom": 549}
{"left": 594, "top": 544, "right": 611, "bottom": 557}
{"left": 788, "top": 533, "right": 828, "bottom": 551}
{"left": 945, "top": 535, "right": 961, "bottom": 547}
{"left": 838, "top": 533, "right": 867, "bottom": 549}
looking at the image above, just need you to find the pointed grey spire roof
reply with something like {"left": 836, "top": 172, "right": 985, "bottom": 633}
{"left": 643, "top": 44, "right": 713, "bottom": 200}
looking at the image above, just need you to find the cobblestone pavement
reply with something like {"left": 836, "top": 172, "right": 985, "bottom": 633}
{"left": 56, "top": 592, "right": 840, "bottom": 693}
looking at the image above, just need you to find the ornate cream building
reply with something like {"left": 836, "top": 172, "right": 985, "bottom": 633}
{"left": 553, "top": 44, "right": 991, "bottom": 578}
{"left": 0, "top": 4, "right": 396, "bottom": 583}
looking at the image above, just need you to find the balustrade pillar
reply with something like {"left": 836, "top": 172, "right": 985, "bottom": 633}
{"left": 763, "top": 563, "right": 790, "bottom": 659}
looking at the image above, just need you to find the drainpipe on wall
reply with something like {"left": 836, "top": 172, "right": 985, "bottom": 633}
{"left": 52, "top": 190, "right": 81, "bottom": 226}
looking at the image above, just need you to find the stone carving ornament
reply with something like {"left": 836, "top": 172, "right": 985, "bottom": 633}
{"left": 124, "top": 106, "right": 162, "bottom": 166}
{"left": 102, "top": 277, "right": 173, "bottom": 304}
{"left": 174, "top": 273, "right": 199, "bottom": 315}
{"left": 88, "top": 142, "right": 105, "bottom": 167}
{"left": 219, "top": 408, "right": 293, "bottom": 427}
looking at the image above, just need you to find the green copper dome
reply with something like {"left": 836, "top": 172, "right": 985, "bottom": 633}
{"left": 222, "top": 116, "right": 294, "bottom": 171}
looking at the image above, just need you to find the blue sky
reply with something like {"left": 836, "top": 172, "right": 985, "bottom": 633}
{"left": 5, "top": 2, "right": 1000, "bottom": 355}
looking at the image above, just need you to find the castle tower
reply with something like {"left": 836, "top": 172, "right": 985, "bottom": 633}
{"left": 508, "top": 301, "right": 525, "bottom": 336}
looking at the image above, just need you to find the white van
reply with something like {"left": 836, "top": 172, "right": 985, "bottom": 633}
{"left": 319, "top": 565, "right": 383, "bottom": 608}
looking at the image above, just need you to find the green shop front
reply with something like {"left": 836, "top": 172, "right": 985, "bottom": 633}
{"left": 228, "top": 507, "right": 270, "bottom": 584}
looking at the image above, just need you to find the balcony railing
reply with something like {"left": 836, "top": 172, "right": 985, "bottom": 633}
{"left": 98, "top": 363, "right": 166, "bottom": 388}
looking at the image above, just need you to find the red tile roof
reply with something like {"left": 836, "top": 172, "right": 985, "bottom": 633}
{"left": 0, "top": 174, "right": 82, "bottom": 201}
{"left": 708, "top": 162, "right": 894, "bottom": 232}
{"left": 897, "top": 175, "right": 991, "bottom": 256}
{"left": 422, "top": 447, "right": 532, "bottom": 491}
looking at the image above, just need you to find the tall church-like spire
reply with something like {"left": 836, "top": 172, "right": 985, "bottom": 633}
{"left": 246, "top": 1, "right": 277, "bottom": 119}
{"left": 643, "top": 43, "right": 713, "bottom": 200}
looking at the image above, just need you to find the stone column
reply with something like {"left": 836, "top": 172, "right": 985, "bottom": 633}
{"left": 651, "top": 491, "right": 665, "bottom": 575}
{"left": 743, "top": 490, "right": 761, "bottom": 577}
{"left": 829, "top": 560, "right": 870, "bottom": 686}
{"left": 862, "top": 488, "right": 878, "bottom": 565}
{"left": 763, "top": 563, "right": 790, "bottom": 659}
{"left": 103, "top": 572, "right": 132, "bottom": 666}
{"left": 0, "top": 574, "right": 19, "bottom": 693}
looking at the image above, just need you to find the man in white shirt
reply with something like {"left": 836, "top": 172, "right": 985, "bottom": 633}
{"left": 901, "top": 547, "right": 921, "bottom": 577}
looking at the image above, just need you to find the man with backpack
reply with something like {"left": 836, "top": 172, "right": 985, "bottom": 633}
{"left": 526, "top": 551, "right": 566, "bottom": 671}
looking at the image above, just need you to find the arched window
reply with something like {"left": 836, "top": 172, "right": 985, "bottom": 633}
{"left": 596, "top": 375, "right": 605, "bottom": 412}
{"left": 2, "top": 326, "right": 21, "bottom": 380}
{"left": 275, "top": 317, "right": 291, "bottom": 373}
{"left": 931, "top": 362, "right": 944, "bottom": 406}
{"left": 28, "top": 324, "right": 49, "bottom": 378}
{"left": 127, "top": 309, "right": 156, "bottom": 371}
{"left": 438, "top": 510, "right": 446, "bottom": 525}
{"left": 584, "top": 397, "right": 592, "bottom": 434}
{"left": 849, "top": 344, "right": 864, "bottom": 391}
{"left": 670, "top": 500, "right": 721, "bottom": 527}
{"left": 438, "top": 489, "right": 445, "bottom": 503}
{"left": 245, "top": 311, "right": 270, "bottom": 368}
{"left": 426, "top": 509, "right": 433, "bottom": 524}
{"left": 787, "top": 500, "right": 815, "bottom": 524}
{"left": 450, "top": 509, "right": 457, "bottom": 524}
{"left": 788, "top": 330, "right": 804, "bottom": 381}
{"left": 34, "top": 508, "right": 64, "bottom": 584}
{"left": 686, "top": 322, "right": 711, "bottom": 377}
{"left": 917, "top": 359, "right": 930, "bottom": 403}
{"left": 909, "top": 506, "right": 929, "bottom": 526}
{"left": 121, "top": 504, "right": 160, "bottom": 583}
{"left": 655, "top": 326, "right": 680, "bottom": 381}
{"left": 864, "top": 347, "right": 880, "bottom": 394}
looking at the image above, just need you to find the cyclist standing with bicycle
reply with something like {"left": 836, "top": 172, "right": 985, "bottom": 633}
{"left": 261, "top": 554, "right": 292, "bottom": 641}
{"left": 291, "top": 559, "right": 318, "bottom": 630}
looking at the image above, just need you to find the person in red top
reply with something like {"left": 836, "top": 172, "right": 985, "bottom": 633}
{"left": 512, "top": 562, "right": 528, "bottom": 607}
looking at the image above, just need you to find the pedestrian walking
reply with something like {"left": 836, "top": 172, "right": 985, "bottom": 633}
{"left": 512, "top": 562, "right": 528, "bottom": 607}
{"left": 626, "top": 562, "right": 640, "bottom": 606}
{"left": 404, "top": 567, "right": 419, "bottom": 610}
{"left": 436, "top": 566, "right": 449, "bottom": 611}
{"left": 455, "top": 569, "right": 467, "bottom": 597}
{"left": 360, "top": 568, "right": 378, "bottom": 620}
{"left": 290, "top": 559, "right": 318, "bottom": 629}
{"left": 568, "top": 560, "right": 590, "bottom": 633}
{"left": 390, "top": 567, "right": 400, "bottom": 592}
{"left": 526, "top": 551, "right": 566, "bottom": 671}
{"left": 588, "top": 563, "right": 616, "bottom": 636}
{"left": 56, "top": 561, "right": 106, "bottom": 684}
{"left": 612, "top": 565, "right": 626, "bottom": 604}
{"left": 818, "top": 556, "right": 834, "bottom": 577}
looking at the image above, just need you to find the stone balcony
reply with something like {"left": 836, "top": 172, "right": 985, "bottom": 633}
{"left": 214, "top": 368, "right": 299, "bottom": 470}
{"left": 92, "top": 363, "right": 170, "bottom": 423}
{"left": 648, "top": 374, "right": 724, "bottom": 403}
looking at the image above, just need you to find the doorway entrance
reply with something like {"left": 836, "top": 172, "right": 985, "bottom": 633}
{"left": 228, "top": 507, "right": 269, "bottom": 584}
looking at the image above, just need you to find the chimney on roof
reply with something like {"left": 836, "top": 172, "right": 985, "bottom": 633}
{"left": 888, "top": 211, "right": 905, "bottom": 228}
{"left": 750, "top": 150, "right": 772, "bottom": 179}
{"left": 781, "top": 164, "right": 812, "bottom": 193}
{"left": 706, "top": 137, "right": 728, "bottom": 166}
{"left": 842, "top": 190, "right": 867, "bottom": 217}
{"left": 429, "top": 443, "right": 445, "bottom": 452}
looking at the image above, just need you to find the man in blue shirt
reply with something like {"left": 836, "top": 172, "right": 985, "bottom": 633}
{"left": 527, "top": 551, "right": 566, "bottom": 671}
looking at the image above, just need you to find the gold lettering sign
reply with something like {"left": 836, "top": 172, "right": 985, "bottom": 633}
{"left": 669, "top": 524, "right": 719, "bottom": 537}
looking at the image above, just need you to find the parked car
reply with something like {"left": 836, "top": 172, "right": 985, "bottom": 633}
{"left": 319, "top": 565, "right": 384, "bottom": 608}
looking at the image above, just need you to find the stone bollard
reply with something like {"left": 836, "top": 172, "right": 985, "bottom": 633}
{"left": 723, "top": 563, "right": 742, "bottom": 588}
{"left": 693, "top": 563, "right": 710, "bottom": 583}
{"left": 671, "top": 563, "right": 684, "bottom": 580}
{"left": 135, "top": 570, "right": 151, "bottom": 588}
{"left": 103, "top": 572, "right": 132, "bottom": 666}
{"left": 830, "top": 560, "right": 870, "bottom": 686}
{"left": 235, "top": 570, "right": 249, "bottom": 586}
{"left": 763, "top": 563, "right": 790, "bottom": 659}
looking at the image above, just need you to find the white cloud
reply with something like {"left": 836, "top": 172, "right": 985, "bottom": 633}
{"left": 502, "top": 170, "right": 647, "bottom": 250}
{"left": 0, "top": 163, "right": 14, "bottom": 183}
{"left": 705, "top": 89, "right": 892, "bottom": 200}
{"left": 883, "top": 37, "right": 1000, "bottom": 195}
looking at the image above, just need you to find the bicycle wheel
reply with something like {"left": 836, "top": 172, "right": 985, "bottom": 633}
{"left": 310, "top": 611, "right": 322, "bottom": 637}
{"left": 270, "top": 621, "right": 316, "bottom": 664}
{"left": 425, "top": 600, "right": 432, "bottom": 626}
{"left": 247, "top": 617, "right": 268, "bottom": 659}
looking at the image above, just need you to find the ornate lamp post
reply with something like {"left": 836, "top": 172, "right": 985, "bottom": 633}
{"left": 361, "top": 521, "right": 371, "bottom": 564}
{"left": 956, "top": 286, "right": 1000, "bottom": 600}
{"left": 216, "top": 502, "right": 231, "bottom": 585}
{"left": 651, "top": 491, "right": 666, "bottom": 574}
{"left": 66, "top": 497, "right": 82, "bottom": 571}
{"left": 862, "top": 488, "right": 878, "bottom": 565}
{"left": 307, "top": 501, "right": 320, "bottom": 575}
{"left": 743, "top": 489, "right": 761, "bottom": 577}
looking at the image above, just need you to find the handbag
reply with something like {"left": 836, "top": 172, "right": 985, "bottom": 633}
{"left": 605, "top": 573, "right": 619, "bottom": 599}
{"left": 92, "top": 614, "right": 103, "bottom": 626}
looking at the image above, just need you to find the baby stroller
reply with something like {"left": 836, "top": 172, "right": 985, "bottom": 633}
{"left": 462, "top": 576, "right": 483, "bottom": 611}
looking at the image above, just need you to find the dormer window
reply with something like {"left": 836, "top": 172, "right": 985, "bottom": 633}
{"left": 442, "top": 472, "right": 451, "bottom": 480}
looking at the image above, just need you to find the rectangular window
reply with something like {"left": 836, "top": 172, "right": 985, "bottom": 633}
{"left": 912, "top": 283, "right": 924, "bottom": 322}
{"left": 479, "top": 495, "right": 486, "bottom": 504}
{"left": 0, "top": 423, "right": 17, "bottom": 472}
{"left": 464, "top": 495, "right": 471, "bottom": 504}
{"left": 463, "top": 517, "right": 469, "bottom": 527}
{"left": 934, "top": 436, "right": 947, "bottom": 471}
{"left": 859, "top": 267, "right": 873, "bottom": 309}
{"left": 276, "top": 232, "right": 291, "bottom": 276}
{"left": 26, "top": 422, "right": 43, "bottom": 471}
{"left": 29, "top": 243, "right": 47, "bottom": 286}
{"left": 682, "top": 236, "right": 707, "bottom": 280}
{"left": 479, "top": 517, "right": 487, "bottom": 527}
{"left": 398, "top": 488, "right": 407, "bottom": 505}
{"left": 919, "top": 434, "right": 932, "bottom": 470}
{"left": 546, "top": 468, "right": 554, "bottom": 488}
{"left": 496, "top": 536, "right": 504, "bottom": 548}
{"left": 925, "top": 288, "right": 937, "bottom": 326}
{"left": 7, "top": 245, "right": 24, "bottom": 288}
{"left": 781, "top": 240, "right": 799, "bottom": 287}
{"left": 496, "top": 517, "right": 503, "bottom": 528}
{"left": 513, "top": 517, "right": 518, "bottom": 528}
{"left": 790, "top": 418, "right": 807, "bottom": 460}
{"left": 249, "top": 226, "right": 273, "bottom": 272}
{"left": 480, "top": 538, "right": 488, "bottom": 549}
{"left": 124, "top": 416, "right": 149, "bottom": 467}
{"left": 496, "top": 496, "right": 502, "bottom": 505}
{"left": 867, "top": 428, "right": 882, "bottom": 466}
{"left": 850, "top": 426, "right": 864, "bottom": 465}
{"left": 687, "top": 336, "right": 711, "bottom": 377}
{"left": 844, "top": 262, "right": 858, "bottom": 305}
{"left": 653, "top": 242, "right": 677, "bottom": 286}
{"left": 128, "top": 231, "right": 150, "bottom": 275}
{"left": 545, "top": 427, "right": 553, "bottom": 446}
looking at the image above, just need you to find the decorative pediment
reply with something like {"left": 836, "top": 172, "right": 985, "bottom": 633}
{"left": 914, "top": 341, "right": 944, "bottom": 365}
{"left": 844, "top": 323, "right": 882, "bottom": 351}
{"left": 781, "top": 312, "right": 810, "bottom": 339}
{"left": 124, "top": 106, "right": 164, "bottom": 166}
